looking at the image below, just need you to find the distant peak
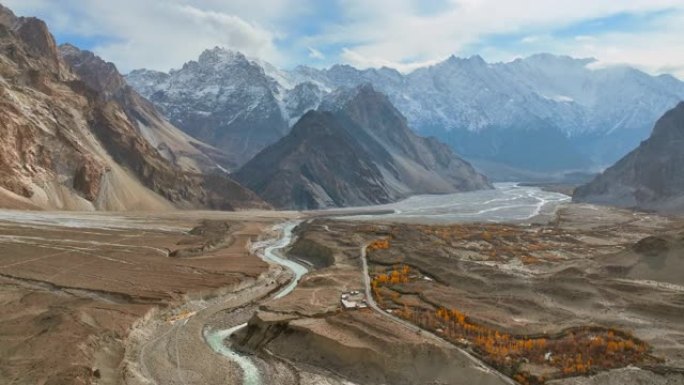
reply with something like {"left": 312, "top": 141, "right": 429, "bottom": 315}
{"left": 327, "top": 63, "right": 357, "bottom": 73}
{"left": 58, "top": 43, "right": 81, "bottom": 56}
{"left": 445, "top": 54, "right": 487, "bottom": 66}
{"left": 319, "top": 82, "right": 393, "bottom": 114}
{"left": 468, "top": 54, "right": 486, "bottom": 63}
{"left": 59, "top": 42, "right": 79, "bottom": 50}
{"left": 198, "top": 47, "right": 247, "bottom": 65}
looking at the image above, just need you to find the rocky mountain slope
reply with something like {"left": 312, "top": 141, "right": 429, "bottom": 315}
{"left": 59, "top": 44, "right": 234, "bottom": 173}
{"left": 0, "top": 5, "right": 266, "bottom": 211}
{"left": 129, "top": 50, "right": 684, "bottom": 176}
{"left": 126, "top": 49, "right": 292, "bottom": 168}
{"left": 573, "top": 102, "right": 684, "bottom": 213}
{"left": 233, "top": 85, "right": 491, "bottom": 209}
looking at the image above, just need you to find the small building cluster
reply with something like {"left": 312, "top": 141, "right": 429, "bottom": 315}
{"left": 340, "top": 290, "right": 368, "bottom": 309}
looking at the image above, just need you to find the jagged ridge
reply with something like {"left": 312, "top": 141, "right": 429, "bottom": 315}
{"left": 233, "top": 85, "right": 491, "bottom": 209}
{"left": 127, "top": 48, "right": 684, "bottom": 175}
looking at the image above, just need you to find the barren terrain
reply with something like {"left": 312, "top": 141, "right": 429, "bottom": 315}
{"left": 230, "top": 203, "right": 684, "bottom": 384}
{"left": 0, "top": 209, "right": 292, "bottom": 384}
{"left": 353, "top": 205, "right": 684, "bottom": 384}
{"left": 1, "top": 201, "right": 684, "bottom": 385}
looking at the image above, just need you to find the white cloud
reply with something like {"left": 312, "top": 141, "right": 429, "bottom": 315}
{"left": 3, "top": 0, "right": 308, "bottom": 72}
{"left": 521, "top": 36, "right": 543, "bottom": 44}
{"left": 307, "top": 47, "right": 325, "bottom": 60}
{"left": 568, "top": 29, "right": 684, "bottom": 78}
{"left": 486, "top": 10, "right": 684, "bottom": 78}
{"left": 4, "top": 0, "right": 684, "bottom": 78}
{"left": 314, "top": 0, "right": 684, "bottom": 77}
{"left": 340, "top": 48, "right": 443, "bottom": 73}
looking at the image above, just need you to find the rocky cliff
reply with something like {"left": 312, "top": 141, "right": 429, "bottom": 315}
{"left": 59, "top": 44, "right": 234, "bottom": 173}
{"left": 573, "top": 102, "right": 684, "bottom": 213}
{"left": 0, "top": 5, "right": 266, "bottom": 210}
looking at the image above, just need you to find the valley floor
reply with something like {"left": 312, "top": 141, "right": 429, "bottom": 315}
{"left": 0, "top": 201, "right": 683, "bottom": 385}
{"left": 295, "top": 204, "right": 684, "bottom": 384}
{"left": 0, "top": 209, "right": 293, "bottom": 384}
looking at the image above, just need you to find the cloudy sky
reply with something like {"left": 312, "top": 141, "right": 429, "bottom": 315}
{"left": 5, "top": 0, "right": 684, "bottom": 77}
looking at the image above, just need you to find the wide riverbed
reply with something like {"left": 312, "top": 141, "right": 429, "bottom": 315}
{"left": 336, "top": 183, "right": 570, "bottom": 223}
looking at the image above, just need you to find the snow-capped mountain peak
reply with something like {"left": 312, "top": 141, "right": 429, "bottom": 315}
{"left": 126, "top": 50, "right": 684, "bottom": 174}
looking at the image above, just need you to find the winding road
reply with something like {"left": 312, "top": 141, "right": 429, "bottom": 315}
{"left": 359, "top": 244, "right": 516, "bottom": 385}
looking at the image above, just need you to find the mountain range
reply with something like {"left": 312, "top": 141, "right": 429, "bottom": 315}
{"left": 0, "top": 5, "right": 266, "bottom": 211}
{"left": 127, "top": 48, "right": 684, "bottom": 177}
{"left": 574, "top": 102, "right": 684, "bottom": 213}
{"left": 0, "top": 4, "right": 490, "bottom": 211}
{"left": 4, "top": 1, "right": 684, "bottom": 213}
{"left": 233, "top": 85, "right": 491, "bottom": 209}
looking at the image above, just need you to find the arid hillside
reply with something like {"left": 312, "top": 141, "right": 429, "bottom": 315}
{"left": 0, "top": 4, "right": 266, "bottom": 211}
{"left": 0, "top": 210, "right": 283, "bottom": 384}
